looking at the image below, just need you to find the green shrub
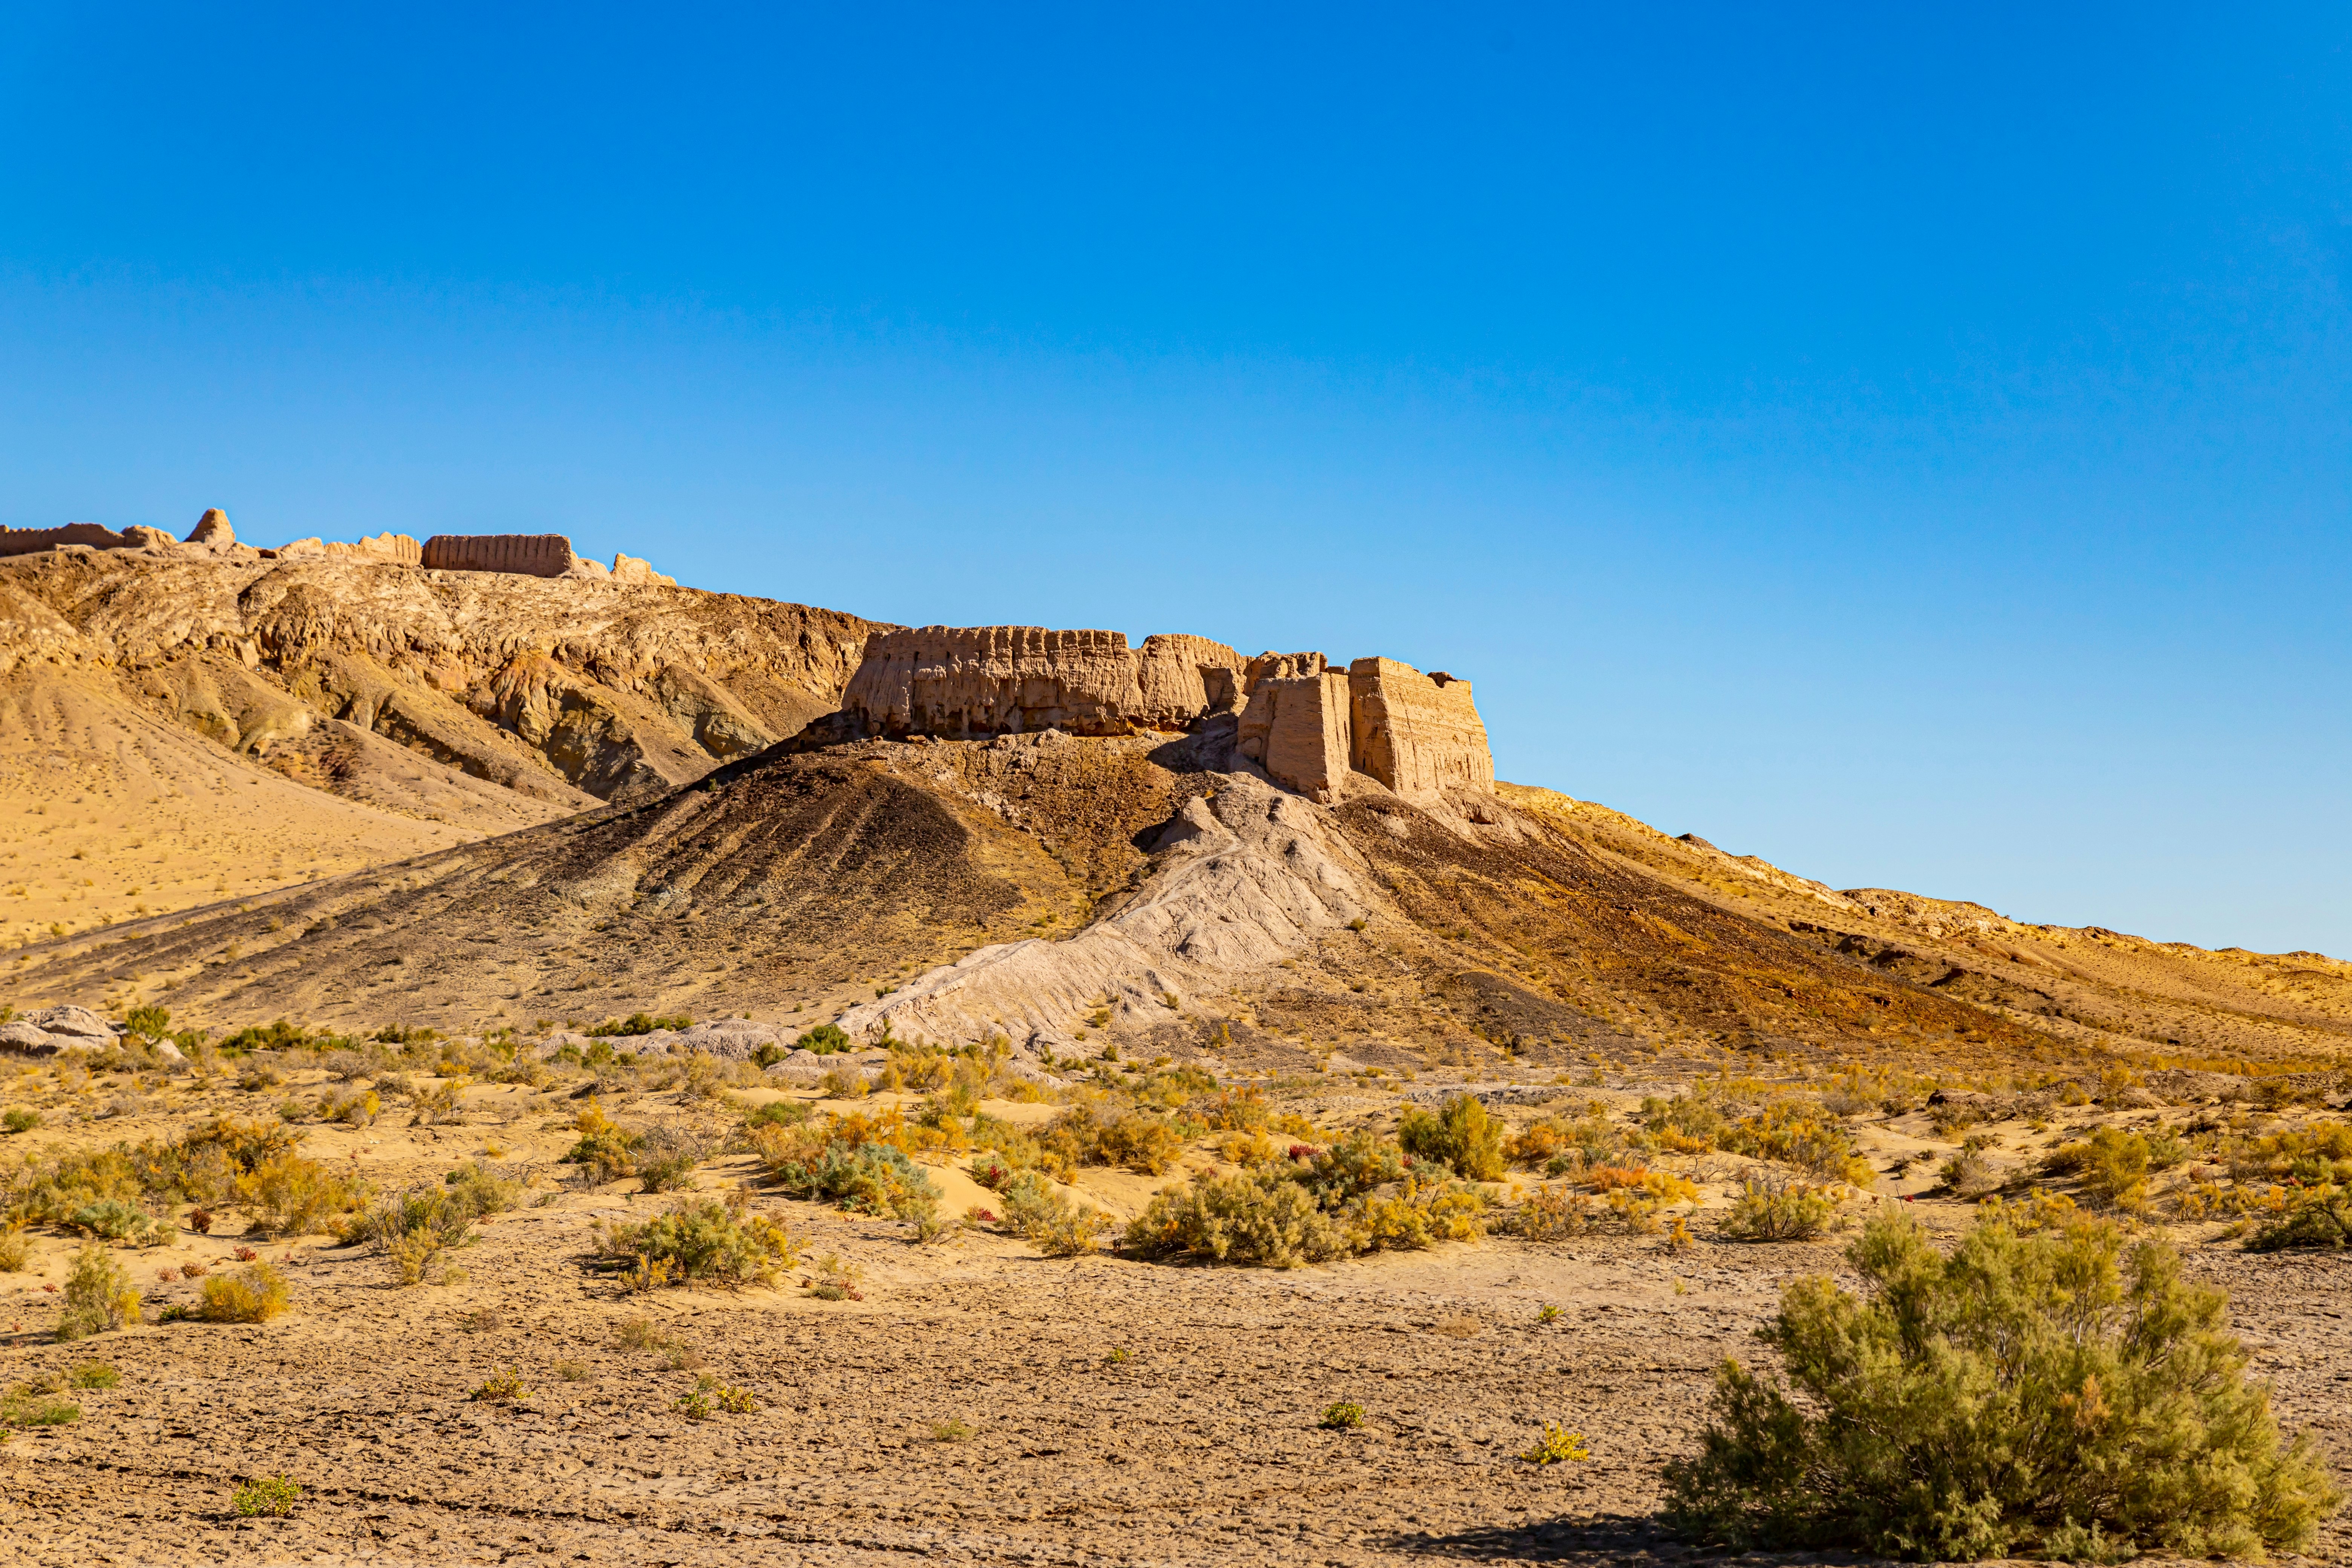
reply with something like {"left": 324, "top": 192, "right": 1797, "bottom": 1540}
{"left": 1716, "top": 1176, "right": 1839, "bottom": 1242}
{"left": 1396, "top": 1094, "right": 1505, "bottom": 1181}
{"left": 560, "top": 1098, "right": 641, "bottom": 1182}
{"left": 587, "top": 1012, "right": 691, "bottom": 1038}
{"left": 998, "top": 1172, "right": 1112, "bottom": 1255}
{"left": 2250, "top": 1187, "right": 2352, "bottom": 1251}
{"left": 1717, "top": 1099, "right": 1873, "bottom": 1185}
{"left": 2043, "top": 1126, "right": 2151, "bottom": 1210}
{"left": 1127, "top": 1168, "right": 1348, "bottom": 1266}
{"left": 1661, "top": 1207, "right": 2341, "bottom": 1559}
{"left": 1320, "top": 1401, "right": 1364, "bottom": 1430}
{"left": 593, "top": 1197, "right": 796, "bottom": 1289}
{"left": 760, "top": 1128, "right": 940, "bottom": 1222}
{"left": 55, "top": 1245, "right": 141, "bottom": 1340}
{"left": 232, "top": 1474, "right": 301, "bottom": 1517}
{"left": 69, "top": 1198, "right": 155, "bottom": 1242}
{"left": 1, "top": 1108, "right": 37, "bottom": 1135}
{"left": 794, "top": 1023, "right": 853, "bottom": 1054}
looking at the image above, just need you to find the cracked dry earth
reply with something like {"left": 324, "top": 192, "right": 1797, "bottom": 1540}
{"left": 4, "top": 1196, "right": 2350, "bottom": 1568}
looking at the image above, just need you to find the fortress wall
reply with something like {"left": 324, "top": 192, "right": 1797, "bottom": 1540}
{"left": 0, "top": 524, "right": 146, "bottom": 557}
{"left": 421, "top": 533, "right": 579, "bottom": 577}
{"left": 843, "top": 626, "right": 1147, "bottom": 736}
{"left": 1237, "top": 671, "right": 1354, "bottom": 801}
{"left": 1134, "top": 633, "right": 1246, "bottom": 727}
{"left": 1347, "top": 657, "right": 1494, "bottom": 793}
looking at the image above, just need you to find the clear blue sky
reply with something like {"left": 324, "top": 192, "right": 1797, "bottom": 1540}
{"left": 5, "top": 5, "right": 2347, "bottom": 956}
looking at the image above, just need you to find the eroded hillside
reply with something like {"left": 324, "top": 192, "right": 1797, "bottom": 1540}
{"left": 0, "top": 548, "right": 883, "bottom": 942}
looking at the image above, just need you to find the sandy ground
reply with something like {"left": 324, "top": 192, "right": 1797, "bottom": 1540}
{"left": 0, "top": 1069, "right": 2346, "bottom": 1567}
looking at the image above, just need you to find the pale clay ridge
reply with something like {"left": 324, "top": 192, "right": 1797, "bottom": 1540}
{"left": 836, "top": 773, "right": 1373, "bottom": 1051}
{"left": 2, "top": 508, "right": 676, "bottom": 585}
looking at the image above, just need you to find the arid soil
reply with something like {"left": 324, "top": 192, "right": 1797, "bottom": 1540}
{"left": 1, "top": 1057, "right": 2348, "bottom": 1567}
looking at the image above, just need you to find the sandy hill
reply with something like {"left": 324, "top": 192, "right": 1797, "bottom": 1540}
{"left": 4, "top": 539, "right": 2345, "bottom": 1082}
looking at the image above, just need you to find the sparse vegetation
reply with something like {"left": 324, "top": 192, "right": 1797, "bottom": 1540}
{"left": 1716, "top": 1175, "right": 1839, "bottom": 1242}
{"left": 231, "top": 1474, "right": 302, "bottom": 1518}
{"left": 191, "top": 1262, "right": 290, "bottom": 1324}
{"left": 1396, "top": 1094, "right": 1505, "bottom": 1181}
{"left": 1521, "top": 1422, "right": 1590, "bottom": 1465}
{"left": 593, "top": 1196, "right": 796, "bottom": 1289}
{"left": 52, "top": 1245, "right": 141, "bottom": 1341}
{"left": 1319, "top": 1401, "right": 1364, "bottom": 1430}
{"left": 1662, "top": 1207, "right": 2340, "bottom": 1559}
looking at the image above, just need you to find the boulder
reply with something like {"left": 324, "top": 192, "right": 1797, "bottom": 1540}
{"left": 0, "top": 1006, "right": 120, "bottom": 1057}
{"left": 25, "top": 1005, "right": 115, "bottom": 1040}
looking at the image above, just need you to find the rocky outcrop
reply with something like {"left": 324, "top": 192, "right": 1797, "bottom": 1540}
{"left": 0, "top": 1004, "right": 126, "bottom": 1057}
{"left": 1347, "top": 658, "right": 1494, "bottom": 793}
{"left": 185, "top": 509, "right": 237, "bottom": 549}
{"left": 421, "top": 533, "right": 577, "bottom": 578}
{"left": 611, "top": 553, "right": 676, "bottom": 587}
{"left": 837, "top": 772, "right": 1372, "bottom": 1050}
{"left": 0, "top": 548, "right": 884, "bottom": 809}
{"left": 842, "top": 626, "right": 1244, "bottom": 738}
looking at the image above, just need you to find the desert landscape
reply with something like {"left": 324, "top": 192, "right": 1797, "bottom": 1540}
{"left": 0, "top": 519, "right": 2343, "bottom": 1564}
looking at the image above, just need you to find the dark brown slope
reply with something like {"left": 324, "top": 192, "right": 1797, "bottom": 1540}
{"left": 3, "top": 737, "right": 1189, "bottom": 1032}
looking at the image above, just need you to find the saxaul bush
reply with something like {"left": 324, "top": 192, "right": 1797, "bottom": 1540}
{"left": 1662, "top": 1206, "right": 2340, "bottom": 1560}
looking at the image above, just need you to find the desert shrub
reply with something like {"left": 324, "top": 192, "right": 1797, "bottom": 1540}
{"left": 1126, "top": 1169, "right": 1350, "bottom": 1267}
{"left": 592, "top": 1197, "right": 796, "bottom": 1290}
{"left": 1937, "top": 1133, "right": 2001, "bottom": 1199}
{"left": 1353, "top": 1178, "right": 1490, "bottom": 1250}
{"left": 1320, "top": 1401, "right": 1364, "bottom": 1430}
{"left": 2250, "top": 1187, "right": 2352, "bottom": 1251}
{"left": 345, "top": 1162, "right": 518, "bottom": 1284}
{"left": 68, "top": 1197, "right": 171, "bottom": 1246}
{"left": 55, "top": 1245, "right": 141, "bottom": 1340}
{"left": 470, "top": 1366, "right": 531, "bottom": 1402}
{"left": 1661, "top": 1207, "right": 2341, "bottom": 1559}
{"left": 1396, "top": 1094, "right": 1506, "bottom": 1181}
{"left": 1641, "top": 1090, "right": 1726, "bottom": 1148}
{"left": 0, "top": 1227, "right": 29, "bottom": 1271}
{"left": 236, "top": 1153, "right": 362, "bottom": 1237}
{"left": 231, "top": 1475, "right": 301, "bottom": 1517}
{"left": 1716, "top": 1176, "right": 1838, "bottom": 1242}
{"left": 773, "top": 1140, "right": 939, "bottom": 1222}
{"left": 560, "top": 1099, "right": 640, "bottom": 1182}
{"left": 1521, "top": 1422, "right": 1591, "bottom": 1465}
{"left": 194, "top": 1263, "right": 290, "bottom": 1323}
{"left": 744, "top": 1099, "right": 811, "bottom": 1131}
{"left": 998, "top": 1172, "right": 1112, "bottom": 1255}
{"left": 1506, "top": 1183, "right": 1591, "bottom": 1240}
{"left": 1187, "top": 1086, "right": 1269, "bottom": 1132}
{"left": 793, "top": 1023, "right": 853, "bottom": 1054}
{"left": 14, "top": 1145, "right": 146, "bottom": 1225}
{"left": 633, "top": 1125, "right": 706, "bottom": 1193}
{"left": 2, "top": 1108, "right": 37, "bottom": 1134}
{"left": 587, "top": 1012, "right": 691, "bottom": 1038}
{"left": 2042, "top": 1125, "right": 2150, "bottom": 1210}
{"left": 1041, "top": 1104, "right": 1184, "bottom": 1176}
{"left": 1717, "top": 1099, "right": 1872, "bottom": 1186}
{"left": 315, "top": 1089, "right": 380, "bottom": 1127}
{"left": 407, "top": 1076, "right": 467, "bottom": 1125}
{"left": 1294, "top": 1128, "right": 1408, "bottom": 1203}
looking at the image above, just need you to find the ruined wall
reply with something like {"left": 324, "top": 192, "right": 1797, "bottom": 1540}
{"left": 843, "top": 626, "right": 1242, "bottom": 737}
{"left": 0, "top": 524, "right": 148, "bottom": 558}
{"left": 421, "top": 533, "right": 579, "bottom": 577}
{"left": 1134, "top": 633, "right": 1246, "bottom": 726}
{"left": 1236, "top": 672, "right": 1353, "bottom": 801}
{"left": 1347, "top": 657, "right": 1494, "bottom": 793}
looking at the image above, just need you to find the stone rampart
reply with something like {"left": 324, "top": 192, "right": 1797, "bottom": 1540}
{"left": 844, "top": 626, "right": 1150, "bottom": 736}
{"left": 1347, "top": 657, "right": 1494, "bottom": 793}
{"left": 0, "top": 523, "right": 147, "bottom": 557}
{"left": 421, "top": 533, "right": 580, "bottom": 577}
{"left": 1236, "top": 671, "right": 1353, "bottom": 801}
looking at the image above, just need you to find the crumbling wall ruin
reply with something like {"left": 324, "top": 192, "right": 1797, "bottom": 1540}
{"left": 1236, "top": 652, "right": 1494, "bottom": 800}
{"left": 842, "top": 626, "right": 1244, "bottom": 737}
{"left": 421, "top": 533, "right": 579, "bottom": 577}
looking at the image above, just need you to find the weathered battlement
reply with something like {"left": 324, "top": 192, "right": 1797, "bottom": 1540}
{"left": 420, "top": 533, "right": 578, "bottom": 577}
{"left": 1236, "top": 652, "right": 1493, "bottom": 801}
{"left": 842, "top": 626, "right": 1245, "bottom": 737}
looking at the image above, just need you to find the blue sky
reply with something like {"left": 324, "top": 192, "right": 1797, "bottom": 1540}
{"left": 5, "top": 4, "right": 2348, "bottom": 954}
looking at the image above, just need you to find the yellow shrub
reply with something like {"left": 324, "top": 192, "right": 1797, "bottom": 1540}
{"left": 236, "top": 1155, "right": 361, "bottom": 1237}
{"left": 198, "top": 1263, "right": 289, "bottom": 1323}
